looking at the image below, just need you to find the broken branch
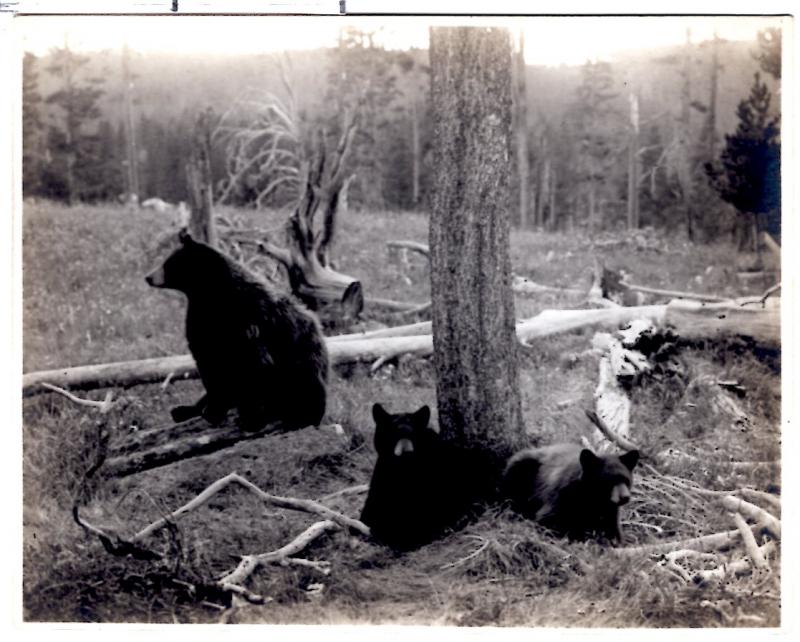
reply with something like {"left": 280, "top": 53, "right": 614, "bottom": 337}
{"left": 133, "top": 472, "right": 369, "bottom": 543}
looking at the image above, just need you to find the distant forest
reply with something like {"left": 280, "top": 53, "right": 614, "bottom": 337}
{"left": 21, "top": 27, "right": 781, "bottom": 243}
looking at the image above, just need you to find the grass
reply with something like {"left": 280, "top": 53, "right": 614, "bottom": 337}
{"left": 21, "top": 200, "right": 780, "bottom": 626}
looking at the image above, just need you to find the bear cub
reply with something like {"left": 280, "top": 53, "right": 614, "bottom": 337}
{"left": 360, "top": 403, "right": 455, "bottom": 552}
{"left": 146, "top": 230, "right": 328, "bottom": 431}
{"left": 501, "top": 444, "right": 639, "bottom": 543}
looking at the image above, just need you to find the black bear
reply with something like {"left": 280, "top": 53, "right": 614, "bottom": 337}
{"left": 145, "top": 230, "right": 328, "bottom": 431}
{"left": 360, "top": 403, "right": 459, "bottom": 552}
{"left": 501, "top": 444, "right": 639, "bottom": 543}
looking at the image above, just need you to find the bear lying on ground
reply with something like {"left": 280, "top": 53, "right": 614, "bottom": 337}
{"left": 146, "top": 230, "right": 328, "bottom": 431}
{"left": 501, "top": 444, "right": 639, "bottom": 543}
{"left": 360, "top": 403, "right": 475, "bottom": 552}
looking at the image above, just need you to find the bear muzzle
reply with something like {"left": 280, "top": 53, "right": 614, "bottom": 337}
{"left": 393, "top": 438, "right": 415, "bottom": 457}
{"left": 610, "top": 483, "right": 631, "bottom": 506}
{"left": 145, "top": 266, "right": 166, "bottom": 288}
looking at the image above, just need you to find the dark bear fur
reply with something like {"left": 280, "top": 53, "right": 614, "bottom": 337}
{"left": 145, "top": 231, "right": 328, "bottom": 431}
{"left": 501, "top": 444, "right": 639, "bottom": 543}
{"left": 360, "top": 403, "right": 470, "bottom": 552}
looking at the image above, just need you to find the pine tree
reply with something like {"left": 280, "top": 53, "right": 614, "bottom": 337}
{"left": 707, "top": 72, "right": 779, "bottom": 215}
{"left": 568, "top": 61, "right": 622, "bottom": 232}
{"left": 22, "top": 52, "right": 45, "bottom": 197}
{"left": 44, "top": 40, "right": 105, "bottom": 204}
{"left": 754, "top": 27, "right": 781, "bottom": 80}
{"left": 325, "top": 27, "right": 402, "bottom": 210}
{"left": 706, "top": 72, "right": 780, "bottom": 243}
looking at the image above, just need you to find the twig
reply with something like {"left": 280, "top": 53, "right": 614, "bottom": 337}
{"left": 370, "top": 355, "right": 393, "bottom": 374}
{"left": 440, "top": 536, "right": 491, "bottom": 570}
{"left": 721, "top": 496, "right": 781, "bottom": 539}
{"left": 318, "top": 484, "right": 369, "bottom": 503}
{"left": 693, "top": 542, "right": 776, "bottom": 584}
{"left": 39, "top": 383, "right": 115, "bottom": 413}
{"left": 731, "top": 512, "right": 768, "bottom": 570}
{"left": 620, "top": 528, "right": 749, "bottom": 555}
{"left": 219, "top": 519, "right": 339, "bottom": 587}
{"left": 584, "top": 409, "right": 640, "bottom": 453}
{"left": 132, "top": 472, "right": 370, "bottom": 543}
{"left": 737, "top": 488, "right": 780, "bottom": 513}
{"left": 740, "top": 282, "right": 781, "bottom": 308}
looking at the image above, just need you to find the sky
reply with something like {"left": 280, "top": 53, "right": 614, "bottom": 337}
{"left": 14, "top": 15, "right": 786, "bottom": 66}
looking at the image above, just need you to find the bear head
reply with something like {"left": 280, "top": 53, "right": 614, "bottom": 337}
{"left": 145, "top": 229, "right": 229, "bottom": 294}
{"left": 372, "top": 403, "right": 435, "bottom": 459}
{"left": 579, "top": 448, "right": 639, "bottom": 507}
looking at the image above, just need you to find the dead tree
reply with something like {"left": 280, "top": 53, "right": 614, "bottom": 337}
{"left": 186, "top": 108, "right": 217, "bottom": 247}
{"left": 259, "top": 115, "right": 363, "bottom": 321}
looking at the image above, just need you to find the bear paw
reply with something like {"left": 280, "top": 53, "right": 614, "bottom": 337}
{"left": 171, "top": 404, "right": 200, "bottom": 423}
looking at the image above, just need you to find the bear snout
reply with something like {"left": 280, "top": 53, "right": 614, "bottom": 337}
{"left": 393, "top": 438, "right": 415, "bottom": 457}
{"left": 610, "top": 483, "right": 630, "bottom": 506}
{"left": 145, "top": 267, "right": 166, "bottom": 287}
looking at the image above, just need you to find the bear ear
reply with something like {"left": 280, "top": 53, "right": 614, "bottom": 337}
{"left": 620, "top": 449, "right": 640, "bottom": 471}
{"left": 579, "top": 449, "right": 600, "bottom": 471}
{"left": 178, "top": 227, "right": 193, "bottom": 245}
{"left": 412, "top": 405, "right": 431, "bottom": 430}
{"left": 372, "top": 403, "right": 390, "bottom": 425}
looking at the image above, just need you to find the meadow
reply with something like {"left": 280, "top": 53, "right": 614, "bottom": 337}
{"left": 21, "top": 200, "right": 780, "bottom": 626}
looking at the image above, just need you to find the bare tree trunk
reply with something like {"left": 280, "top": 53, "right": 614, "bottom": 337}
{"left": 429, "top": 27, "right": 525, "bottom": 469}
{"left": 549, "top": 165, "right": 557, "bottom": 230}
{"left": 411, "top": 99, "right": 420, "bottom": 208}
{"left": 627, "top": 92, "right": 640, "bottom": 229}
{"left": 122, "top": 42, "right": 140, "bottom": 204}
{"left": 186, "top": 108, "right": 217, "bottom": 247}
{"left": 62, "top": 34, "right": 76, "bottom": 206}
{"left": 513, "top": 30, "right": 530, "bottom": 228}
{"left": 705, "top": 30, "right": 720, "bottom": 159}
{"left": 536, "top": 145, "right": 549, "bottom": 228}
{"left": 679, "top": 27, "right": 695, "bottom": 241}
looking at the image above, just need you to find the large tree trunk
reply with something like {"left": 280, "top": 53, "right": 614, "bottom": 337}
{"left": 429, "top": 27, "right": 525, "bottom": 469}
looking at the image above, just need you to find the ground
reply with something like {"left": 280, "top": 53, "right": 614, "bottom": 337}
{"left": 21, "top": 201, "right": 780, "bottom": 626}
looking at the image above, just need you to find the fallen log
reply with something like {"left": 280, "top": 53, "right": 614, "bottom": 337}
{"left": 23, "top": 299, "right": 778, "bottom": 396}
{"left": 104, "top": 417, "right": 294, "bottom": 477}
{"left": 666, "top": 298, "right": 779, "bottom": 347}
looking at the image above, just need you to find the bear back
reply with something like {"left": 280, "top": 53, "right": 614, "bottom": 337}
{"left": 146, "top": 231, "right": 328, "bottom": 430}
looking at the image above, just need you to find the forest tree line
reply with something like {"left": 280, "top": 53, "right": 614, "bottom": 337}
{"left": 22, "top": 27, "right": 781, "bottom": 245}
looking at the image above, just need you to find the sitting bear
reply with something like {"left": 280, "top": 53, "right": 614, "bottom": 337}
{"left": 501, "top": 444, "right": 639, "bottom": 543}
{"left": 360, "top": 403, "right": 465, "bottom": 552}
{"left": 146, "top": 230, "right": 328, "bottom": 431}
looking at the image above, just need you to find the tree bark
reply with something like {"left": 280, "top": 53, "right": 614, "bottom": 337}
{"left": 513, "top": 31, "right": 530, "bottom": 228}
{"left": 429, "top": 26, "right": 525, "bottom": 465}
{"left": 186, "top": 108, "right": 217, "bottom": 247}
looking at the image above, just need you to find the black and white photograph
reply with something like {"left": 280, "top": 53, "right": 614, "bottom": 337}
{"left": 10, "top": 5, "right": 790, "bottom": 630}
